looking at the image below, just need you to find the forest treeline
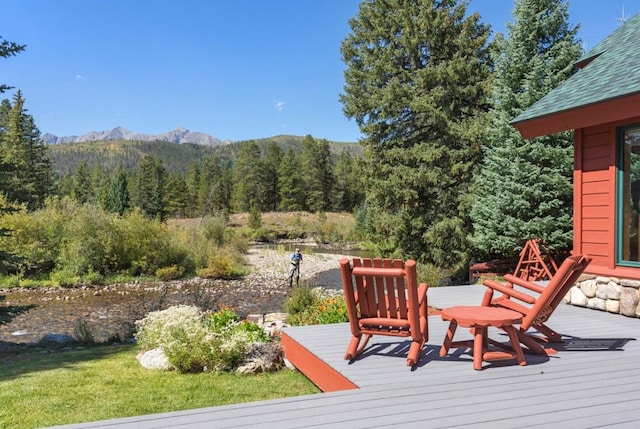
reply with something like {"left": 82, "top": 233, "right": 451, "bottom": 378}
{"left": 49, "top": 135, "right": 366, "bottom": 220}
{"left": 2, "top": 0, "right": 584, "bottom": 285}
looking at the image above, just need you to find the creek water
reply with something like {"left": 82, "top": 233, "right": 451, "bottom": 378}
{"left": 0, "top": 245, "right": 372, "bottom": 346}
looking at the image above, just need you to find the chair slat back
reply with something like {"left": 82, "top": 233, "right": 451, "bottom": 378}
{"left": 341, "top": 258, "right": 420, "bottom": 331}
{"left": 522, "top": 254, "right": 591, "bottom": 330}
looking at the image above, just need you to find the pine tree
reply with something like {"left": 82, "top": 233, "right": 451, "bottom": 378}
{"left": 469, "top": 0, "right": 582, "bottom": 260}
{"left": 198, "top": 155, "right": 232, "bottom": 217}
{"left": 334, "top": 151, "right": 365, "bottom": 212}
{"left": 0, "top": 36, "right": 26, "bottom": 273}
{"left": 340, "top": 0, "right": 492, "bottom": 269}
{"left": 136, "top": 156, "right": 166, "bottom": 221}
{"left": 0, "top": 91, "right": 52, "bottom": 210}
{"left": 71, "top": 160, "right": 92, "bottom": 204}
{"left": 1, "top": 36, "right": 25, "bottom": 94}
{"left": 185, "top": 162, "right": 201, "bottom": 217}
{"left": 91, "top": 164, "right": 109, "bottom": 208}
{"left": 279, "top": 149, "right": 305, "bottom": 211}
{"left": 231, "top": 141, "right": 263, "bottom": 212}
{"left": 261, "top": 141, "right": 283, "bottom": 211}
{"left": 164, "top": 173, "right": 189, "bottom": 218}
{"left": 300, "top": 135, "right": 335, "bottom": 212}
{"left": 104, "top": 167, "right": 130, "bottom": 216}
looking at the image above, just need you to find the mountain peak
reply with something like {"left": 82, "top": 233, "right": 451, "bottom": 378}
{"left": 42, "top": 127, "right": 231, "bottom": 147}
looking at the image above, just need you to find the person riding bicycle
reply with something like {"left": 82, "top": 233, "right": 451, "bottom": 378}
{"left": 288, "top": 248, "right": 303, "bottom": 288}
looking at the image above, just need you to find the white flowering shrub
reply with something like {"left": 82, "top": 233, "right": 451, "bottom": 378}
{"left": 135, "top": 305, "right": 270, "bottom": 373}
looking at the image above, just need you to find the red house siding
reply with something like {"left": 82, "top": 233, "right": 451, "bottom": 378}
{"left": 575, "top": 116, "right": 640, "bottom": 279}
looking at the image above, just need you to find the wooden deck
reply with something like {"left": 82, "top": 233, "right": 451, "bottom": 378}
{"left": 52, "top": 285, "right": 640, "bottom": 428}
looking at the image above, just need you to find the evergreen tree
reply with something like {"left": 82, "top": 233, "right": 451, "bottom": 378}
{"left": 185, "top": 162, "right": 201, "bottom": 217}
{"left": 55, "top": 174, "right": 74, "bottom": 199}
{"left": 334, "top": 151, "right": 364, "bottom": 211}
{"left": 71, "top": 160, "right": 92, "bottom": 204}
{"left": 469, "top": 0, "right": 581, "bottom": 260}
{"left": 104, "top": 166, "right": 130, "bottom": 216}
{"left": 231, "top": 141, "right": 263, "bottom": 212}
{"left": 1, "top": 36, "right": 25, "bottom": 94}
{"left": 300, "top": 135, "right": 335, "bottom": 212}
{"left": 279, "top": 149, "right": 305, "bottom": 211}
{"left": 164, "top": 173, "right": 189, "bottom": 218}
{"left": 340, "top": 0, "right": 492, "bottom": 269}
{"left": 0, "top": 36, "right": 25, "bottom": 272}
{"left": 198, "top": 155, "right": 232, "bottom": 217}
{"left": 261, "top": 141, "right": 283, "bottom": 211}
{"left": 248, "top": 203, "right": 262, "bottom": 230}
{"left": 136, "top": 156, "right": 167, "bottom": 221}
{"left": 0, "top": 91, "right": 53, "bottom": 210}
{"left": 91, "top": 164, "right": 109, "bottom": 207}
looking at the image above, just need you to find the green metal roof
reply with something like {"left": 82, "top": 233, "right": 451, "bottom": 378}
{"left": 511, "top": 12, "right": 640, "bottom": 125}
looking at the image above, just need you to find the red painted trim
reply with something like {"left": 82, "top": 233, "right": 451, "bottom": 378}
{"left": 280, "top": 331, "right": 358, "bottom": 393}
{"left": 573, "top": 130, "right": 583, "bottom": 255}
{"left": 514, "top": 93, "right": 640, "bottom": 139}
{"left": 606, "top": 133, "right": 618, "bottom": 270}
{"left": 585, "top": 263, "right": 640, "bottom": 280}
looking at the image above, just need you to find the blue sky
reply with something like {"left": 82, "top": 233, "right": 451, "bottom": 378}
{"left": 2, "top": 1, "right": 639, "bottom": 143}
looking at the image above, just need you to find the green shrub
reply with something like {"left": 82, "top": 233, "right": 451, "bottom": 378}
{"left": 135, "top": 305, "right": 269, "bottom": 373}
{"left": 284, "top": 286, "right": 348, "bottom": 326}
{"left": 73, "top": 319, "right": 96, "bottom": 344}
{"left": 156, "top": 265, "right": 185, "bottom": 281}
{"left": 236, "top": 320, "right": 271, "bottom": 343}
{"left": 248, "top": 205, "right": 262, "bottom": 230}
{"left": 206, "top": 307, "right": 239, "bottom": 330}
{"left": 0, "top": 199, "right": 197, "bottom": 284}
{"left": 416, "top": 262, "right": 456, "bottom": 287}
{"left": 284, "top": 285, "right": 318, "bottom": 315}
{"left": 17, "top": 278, "right": 44, "bottom": 288}
{"left": 49, "top": 268, "right": 81, "bottom": 287}
{"left": 197, "top": 254, "right": 234, "bottom": 278}
{"left": 315, "top": 295, "right": 349, "bottom": 324}
{"left": 0, "top": 275, "right": 20, "bottom": 288}
{"left": 202, "top": 216, "right": 228, "bottom": 247}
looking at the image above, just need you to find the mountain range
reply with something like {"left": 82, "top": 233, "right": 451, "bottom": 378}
{"left": 41, "top": 126, "right": 231, "bottom": 147}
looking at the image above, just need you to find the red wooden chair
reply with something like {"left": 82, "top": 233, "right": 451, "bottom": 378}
{"left": 481, "top": 254, "right": 592, "bottom": 355}
{"left": 339, "top": 257, "right": 429, "bottom": 367}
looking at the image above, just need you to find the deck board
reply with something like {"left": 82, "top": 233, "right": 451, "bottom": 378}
{"left": 50, "top": 285, "right": 640, "bottom": 429}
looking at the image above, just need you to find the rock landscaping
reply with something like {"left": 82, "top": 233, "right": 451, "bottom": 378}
{"left": 569, "top": 275, "right": 640, "bottom": 318}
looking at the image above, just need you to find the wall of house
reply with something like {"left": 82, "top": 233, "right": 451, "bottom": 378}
{"left": 574, "top": 116, "right": 640, "bottom": 280}
{"left": 570, "top": 119, "right": 640, "bottom": 317}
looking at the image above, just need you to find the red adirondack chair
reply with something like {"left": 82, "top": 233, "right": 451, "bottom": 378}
{"left": 339, "top": 257, "right": 429, "bottom": 367}
{"left": 481, "top": 254, "right": 592, "bottom": 355}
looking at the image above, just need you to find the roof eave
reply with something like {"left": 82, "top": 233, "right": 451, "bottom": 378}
{"left": 512, "top": 92, "right": 640, "bottom": 139}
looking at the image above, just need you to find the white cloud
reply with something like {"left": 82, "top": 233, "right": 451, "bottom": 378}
{"left": 75, "top": 74, "right": 84, "bottom": 81}
{"left": 274, "top": 101, "right": 285, "bottom": 111}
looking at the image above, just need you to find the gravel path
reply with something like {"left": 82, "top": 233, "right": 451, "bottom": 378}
{"left": 0, "top": 248, "right": 354, "bottom": 347}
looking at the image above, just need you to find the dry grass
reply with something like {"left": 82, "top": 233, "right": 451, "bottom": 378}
{"left": 169, "top": 212, "right": 356, "bottom": 242}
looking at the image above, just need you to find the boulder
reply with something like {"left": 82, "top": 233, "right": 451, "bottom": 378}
{"left": 587, "top": 297, "right": 606, "bottom": 311}
{"left": 579, "top": 279, "right": 597, "bottom": 298}
{"left": 619, "top": 287, "right": 640, "bottom": 317}
{"left": 605, "top": 281, "right": 622, "bottom": 300}
{"left": 570, "top": 286, "right": 588, "bottom": 307}
{"left": 605, "top": 299, "right": 620, "bottom": 314}
{"left": 138, "top": 348, "right": 170, "bottom": 370}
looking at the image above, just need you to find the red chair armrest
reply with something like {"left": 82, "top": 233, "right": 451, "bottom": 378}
{"left": 482, "top": 279, "right": 536, "bottom": 304}
{"left": 503, "top": 274, "right": 545, "bottom": 294}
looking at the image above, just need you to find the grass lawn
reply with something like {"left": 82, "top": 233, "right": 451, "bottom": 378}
{"left": 0, "top": 343, "right": 320, "bottom": 428}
